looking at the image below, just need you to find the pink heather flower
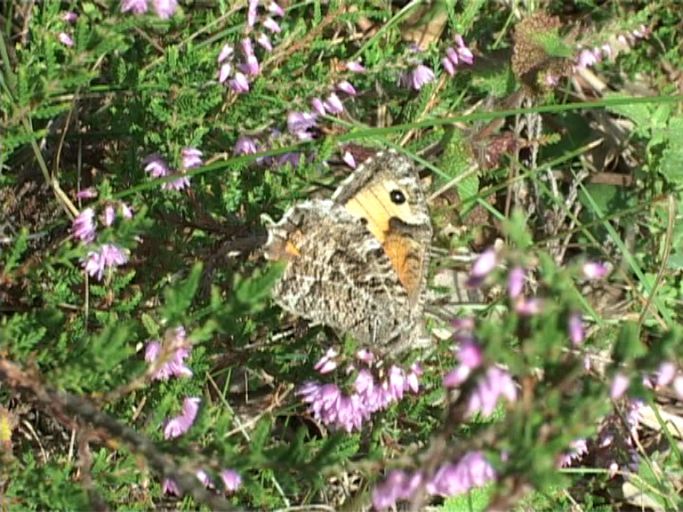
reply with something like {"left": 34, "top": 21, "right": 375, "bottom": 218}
{"left": 444, "top": 339, "right": 482, "bottom": 388}
{"left": 442, "top": 56, "right": 456, "bottom": 76}
{"left": 576, "top": 49, "right": 598, "bottom": 69}
{"left": 345, "top": 60, "right": 366, "bottom": 73}
{"left": 121, "top": 0, "right": 148, "bottom": 14}
{"left": 242, "top": 55, "right": 260, "bottom": 76}
{"left": 247, "top": 0, "right": 258, "bottom": 27}
{"left": 267, "top": 1, "right": 285, "bottom": 17}
{"left": 164, "top": 175, "right": 191, "bottom": 191}
{"left": 76, "top": 187, "right": 97, "bottom": 200}
{"left": 467, "top": 248, "right": 496, "bottom": 287}
{"left": 256, "top": 33, "right": 273, "bottom": 52}
{"left": 445, "top": 47, "right": 460, "bottom": 66}
{"left": 406, "top": 364, "right": 422, "bottom": 393}
{"left": 72, "top": 208, "right": 96, "bottom": 243}
{"left": 655, "top": 362, "right": 676, "bottom": 387}
{"left": 372, "top": 470, "right": 423, "bottom": 510}
{"left": 426, "top": 452, "right": 496, "bottom": 497}
{"left": 558, "top": 439, "right": 589, "bottom": 467}
{"left": 466, "top": 366, "right": 517, "bottom": 417}
{"left": 220, "top": 470, "right": 242, "bottom": 492}
{"left": 632, "top": 24, "right": 650, "bottom": 39}
{"left": 515, "top": 296, "right": 543, "bottom": 316}
{"left": 62, "top": 11, "right": 78, "bottom": 23}
{"left": 582, "top": 261, "right": 610, "bottom": 280}
{"left": 287, "top": 111, "right": 318, "bottom": 138}
{"left": 262, "top": 17, "right": 281, "bottom": 33}
{"left": 298, "top": 365, "right": 420, "bottom": 432}
{"left": 568, "top": 312, "right": 585, "bottom": 346}
{"left": 342, "top": 151, "right": 356, "bottom": 169}
{"left": 58, "top": 32, "right": 74, "bottom": 47}
{"left": 545, "top": 73, "right": 560, "bottom": 86}
{"left": 196, "top": 469, "right": 211, "bottom": 488}
{"left": 454, "top": 35, "right": 474, "bottom": 65}
{"left": 152, "top": 0, "right": 178, "bottom": 19}
{"left": 229, "top": 72, "right": 250, "bottom": 93}
{"left": 234, "top": 135, "right": 258, "bottom": 155}
{"left": 600, "top": 44, "right": 613, "bottom": 59}
{"left": 404, "top": 64, "right": 435, "bottom": 90}
{"left": 144, "top": 154, "right": 170, "bottom": 178}
{"left": 218, "top": 63, "right": 233, "bottom": 84}
{"left": 218, "top": 44, "right": 234, "bottom": 64}
{"left": 310, "top": 97, "right": 326, "bottom": 116}
{"left": 144, "top": 334, "right": 193, "bottom": 381}
{"left": 120, "top": 202, "right": 133, "bottom": 219}
{"left": 181, "top": 147, "right": 203, "bottom": 169}
{"left": 507, "top": 266, "right": 525, "bottom": 299}
{"left": 83, "top": 243, "right": 129, "bottom": 281}
{"left": 103, "top": 205, "right": 115, "bottom": 227}
{"left": 336, "top": 80, "right": 357, "bottom": 96}
{"left": 323, "top": 93, "right": 344, "bottom": 114}
{"left": 275, "top": 152, "right": 302, "bottom": 168}
{"left": 314, "top": 348, "right": 339, "bottom": 374}
{"left": 241, "top": 38, "right": 255, "bottom": 57}
{"left": 162, "top": 478, "right": 180, "bottom": 495}
{"left": 610, "top": 372, "right": 630, "bottom": 400}
{"left": 452, "top": 317, "right": 475, "bottom": 332}
{"left": 355, "top": 349, "right": 375, "bottom": 364}
{"left": 164, "top": 397, "right": 201, "bottom": 439}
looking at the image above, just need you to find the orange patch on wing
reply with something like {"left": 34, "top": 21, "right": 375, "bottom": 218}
{"left": 382, "top": 232, "right": 421, "bottom": 304}
{"left": 285, "top": 240, "right": 301, "bottom": 257}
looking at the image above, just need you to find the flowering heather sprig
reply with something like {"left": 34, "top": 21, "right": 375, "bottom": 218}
{"left": 164, "top": 396, "right": 200, "bottom": 439}
{"left": 75, "top": 187, "right": 97, "bottom": 200}
{"left": 144, "top": 153, "right": 191, "bottom": 191}
{"left": 313, "top": 348, "right": 339, "bottom": 374}
{"left": 120, "top": 0, "right": 178, "bottom": 18}
{"left": 582, "top": 260, "right": 610, "bottom": 280}
{"left": 62, "top": 11, "right": 78, "bottom": 23}
{"left": 145, "top": 326, "right": 193, "bottom": 381}
{"left": 466, "top": 248, "right": 497, "bottom": 287}
{"left": 345, "top": 59, "right": 366, "bottom": 73}
{"left": 465, "top": 366, "right": 517, "bottom": 417}
{"left": 83, "top": 243, "right": 129, "bottom": 281}
{"left": 58, "top": 32, "right": 74, "bottom": 47}
{"left": 297, "top": 364, "right": 421, "bottom": 432}
{"left": 400, "top": 63, "right": 435, "bottom": 90}
{"left": 507, "top": 266, "right": 525, "bottom": 299}
{"left": 441, "top": 34, "right": 475, "bottom": 76}
{"left": 218, "top": 1, "right": 285, "bottom": 93}
{"left": 443, "top": 337, "right": 483, "bottom": 388}
{"left": 372, "top": 451, "right": 496, "bottom": 509}
{"left": 558, "top": 439, "right": 589, "bottom": 467}
{"left": 234, "top": 135, "right": 259, "bottom": 155}
{"left": 342, "top": 151, "right": 357, "bottom": 169}
{"left": 72, "top": 208, "right": 97, "bottom": 243}
{"left": 574, "top": 24, "right": 651, "bottom": 71}
{"left": 163, "top": 468, "right": 241, "bottom": 496}
{"left": 568, "top": 312, "right": 585, "bottom": 345}
{"left": 287, "top": 111, "right": 318, "bottom": 140}
{"left": 181, "top": 147, "right": 203, "bottom": 170}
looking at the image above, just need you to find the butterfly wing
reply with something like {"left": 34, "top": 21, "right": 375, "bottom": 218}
{"left": 332, "top": 150, "right": 432, "bottom": 309}
{"left": 264, "top": 200, "right": 415, "bottom": 348}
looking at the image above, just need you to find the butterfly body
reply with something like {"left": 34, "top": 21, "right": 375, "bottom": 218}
{"left": 264, "top": 150, "right": 432, "bottom": 353}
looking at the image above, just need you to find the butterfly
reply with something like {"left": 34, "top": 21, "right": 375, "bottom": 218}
{"left": 263, "top": 149, "right": 433, "bottom": 354}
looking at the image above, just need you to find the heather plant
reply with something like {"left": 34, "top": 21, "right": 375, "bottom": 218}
{"left": 1, "top": 1, "right": 683, "bottom": 510}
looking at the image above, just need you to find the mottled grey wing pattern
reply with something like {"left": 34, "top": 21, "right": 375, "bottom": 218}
{"left": 264, "top": 200, "right": 413, "bottom": 347}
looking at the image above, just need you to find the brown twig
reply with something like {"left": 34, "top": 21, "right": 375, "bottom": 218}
{"left": 0, "top": 357, "right": 235, "bottom": 511}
